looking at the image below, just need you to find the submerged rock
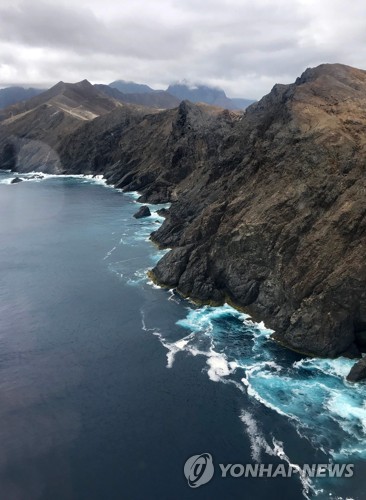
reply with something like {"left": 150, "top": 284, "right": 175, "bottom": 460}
{"left": 347, "top": 357, "right": 366, "bottom": 382}
{"left": 28, "top": 174, "right": 44, "bottom": 180}
{"left": 11, "top": 177, "right": 23, "bottom": 184}
{"left": 133, "top": 205, "right": 151, "bottom": 219}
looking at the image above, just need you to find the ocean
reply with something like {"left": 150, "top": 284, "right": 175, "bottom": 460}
{"left": 0, "top": 170, "right": 365, "bottom": 500}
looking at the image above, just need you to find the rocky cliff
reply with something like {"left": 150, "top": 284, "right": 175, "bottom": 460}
{"left": 1, "top": 63, "right": 365, "bottom": 360}
{"left": 152, "top": 64, "right": 366, "bottom": 358}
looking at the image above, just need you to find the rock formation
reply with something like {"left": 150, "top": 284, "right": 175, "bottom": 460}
{"left": 133, "top": 206, "right": 151, "bottom": 218}
{"left": 347, "top": 358, "right": 366, "bottom": 382}
{"left": 10, "top": 177, "right": 23, "bottom": 184}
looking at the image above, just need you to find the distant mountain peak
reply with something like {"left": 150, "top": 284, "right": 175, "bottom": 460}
{"left": 109, "top": 80, "right": 155, "bottom": 94}
{"left": 167, "top": 82, "right": 254, "bottom": 110}
{"left": 107, "top": 78, "right": 255, "bottom": 110}
{"left": 76, "top": 79, "right": 93, "bottom": 87}
{"left": 0, "top": 86, "right": 44, "bottom": 110}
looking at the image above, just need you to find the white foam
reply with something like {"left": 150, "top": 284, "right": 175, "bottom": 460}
{"left": 0, "top": 177, "right": 14, "bottom": 184}
{"left": 241, "top": 376, "right": 295, "bottom": 420}
{"left": 293, "top": 357, "right": 354, "bottom": 379}
{"left": 239, "top": 411, "right": 315, "bottom": 499}
{"left": 103, "top": 246, "right": 116, "bottom": 260}
{"left": 206, "top": 351, "right": 236, "bottom": 382}
{"left": 272, "top": 438, "right": 315, "bottom": 499}
{"left": 167, "top": 289, "right": 180, "bottom": 304}
{"left": 325, "top": 392, "right": 366, "bottom": 434}
{"left": 124, "top": 191, "right": 140, "bottom": 199}
{"left": 0, "top": 170, "right": 114, "bottom": 188}
{"left": 239, "top": 410, "right": 274, "bottom": 461}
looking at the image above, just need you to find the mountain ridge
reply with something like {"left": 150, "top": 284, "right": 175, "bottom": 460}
{"left": 0, "top": 79, "right": 255, "bottom": 111}
{"left": 95, "top": 84, "right": 180, "bottom": 109}
{"left": 0, "top": 79, "right": 126, "bottom": 171}
{"left": 109, "top": 80, "right": 156, "bottom": 94}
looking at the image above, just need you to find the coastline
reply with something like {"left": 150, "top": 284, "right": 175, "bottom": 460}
{"left": 1, "top": 168, "right": 351, "bottom": 361}
{"left": 2, "top": 168, "right": 366, "bottom": 498}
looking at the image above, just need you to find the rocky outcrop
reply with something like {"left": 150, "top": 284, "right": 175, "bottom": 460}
{"left": 347, "top": 358, "right": 366, "bottom": 382}
{"left": 10, "top": 177, "right": 23, "bottom": 184}
{"left": 133, "top": 206, "right": 151, "bottom": 218}
{"left": 0, "top": 63, "right": 365, "bottom": 361}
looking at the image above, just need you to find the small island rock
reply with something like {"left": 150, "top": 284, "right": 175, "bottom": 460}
{"left": 11, "top": 177, "right": 23, "bottom": 184}
{"left": 133, "top": 206, "right": 151, "bottom": 219}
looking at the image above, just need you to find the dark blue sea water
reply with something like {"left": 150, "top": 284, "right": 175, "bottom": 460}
{"left": 0, "top": 171, "right": 365, "bottom": 500}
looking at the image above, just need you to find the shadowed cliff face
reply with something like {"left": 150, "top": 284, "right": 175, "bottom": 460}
{"left": 151, "top": 64, "right": 366, "bottom": 358}
{"left": 0, "top": 63, "right": 365, "bottom": 359}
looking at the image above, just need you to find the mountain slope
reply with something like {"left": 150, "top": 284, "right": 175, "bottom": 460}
{"left": 0, "top": 79, "right": 122, "bottom": 123}
{"left": 0, "top": 79, "right": 124, "bottom": 171}
{"left": 56, "top": 101, "right": 239, "bottom": 202}
{"left": 109, "top": 80, "right": 156, "bottom": 94}
{"left": 109, "top": 79, "right": 255, "bottom": 110}
{"left": 96, "top": 84, "right": 180, "bottom": 109}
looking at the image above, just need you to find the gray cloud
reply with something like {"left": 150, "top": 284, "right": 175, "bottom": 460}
{"left": 0, "top": 0, "right": 365, "bottom": 98}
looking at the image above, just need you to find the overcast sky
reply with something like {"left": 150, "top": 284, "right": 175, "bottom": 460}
{"left": 0, "top": 0, "right": 365, "bottom": 99}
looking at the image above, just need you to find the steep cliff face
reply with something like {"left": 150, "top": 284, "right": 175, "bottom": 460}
{"left": 0, "top": 63, "right": 365, "bottom": 359}
{"left": 151, "top": 64, "right": 366, "bottom": 358}
{"left": 57, "top": 101, "right": 241, "bottom": 203}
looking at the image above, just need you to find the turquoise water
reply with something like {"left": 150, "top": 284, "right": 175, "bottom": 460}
{"left": 0, "top": 170, "right": 365, "bottom": 499}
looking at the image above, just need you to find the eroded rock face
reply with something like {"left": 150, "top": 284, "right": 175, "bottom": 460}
{"left": 151, "top": 64, "right": 366, "bottom": 358}
{"left": 1, "top": 63, "right": 365, "bottom": 359}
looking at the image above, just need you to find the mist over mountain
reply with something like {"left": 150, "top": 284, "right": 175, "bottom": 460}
{"left": 0, "top": 79, "right": 255, "bottom": 112}
{"left": 109, "top": 80, "right": 156, "bottom": 94}
{"left": 108, "top": 80, "right": 255, "bottom": 109}
{"left": 167, "top": 83, "right": 256, "bottom": 109}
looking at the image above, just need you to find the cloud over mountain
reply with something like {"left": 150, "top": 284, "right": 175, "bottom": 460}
{"left": 0, "top": 0, "right": 365, "bottom": 98}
